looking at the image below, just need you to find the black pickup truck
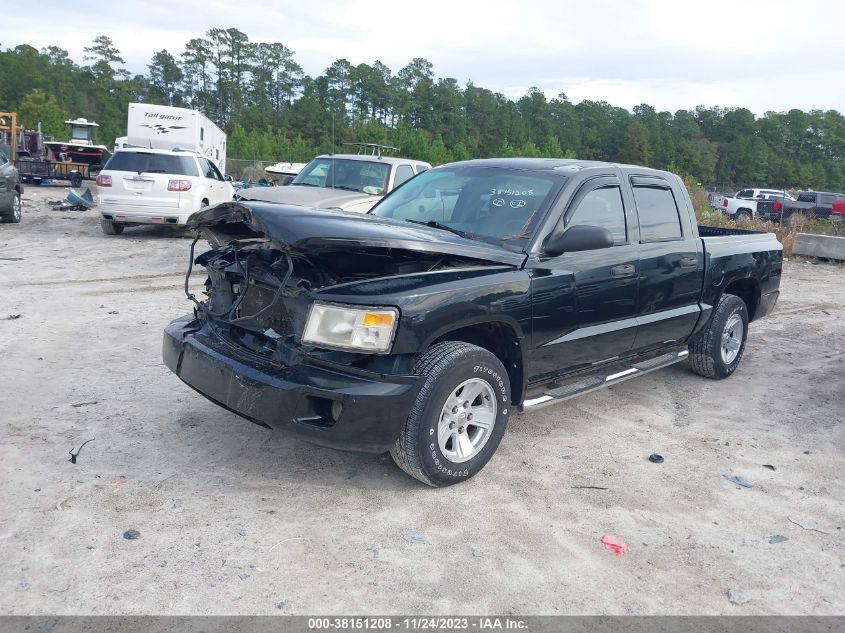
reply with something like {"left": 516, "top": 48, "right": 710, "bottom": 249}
{"left": 757, "top": 190, "right": 845, "bottom": 223}
{"left": 163, "top": 159, "right": 782, "bottom": 486}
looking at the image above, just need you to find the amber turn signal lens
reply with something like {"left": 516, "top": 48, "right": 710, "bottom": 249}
{"left": 362, "top": 312, "right": 394, "bottom": 327}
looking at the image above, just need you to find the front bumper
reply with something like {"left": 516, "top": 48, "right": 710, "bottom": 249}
{"left": 163, "top": 316, "right": 423, "bottom": 453}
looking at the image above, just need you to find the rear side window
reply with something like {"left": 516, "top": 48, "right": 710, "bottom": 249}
{"left": 0, "top": 152, "right": 7, "bottom": 164}
{"left": 797, "top": 192, "right": 816, "bottom": 203}
{"left": 566, "top": 185, "right": 627, "bottom": 244}
{"left": 633, "top": 186, "right": 683, "bottom": 242}
{"left": 819, "top": 194, "right": 835, "bottom": 205}
{"left": 394, "top": 164, "right": 415, "bottom": 187}
{"left": 737, "top": 189, "right": 754, "bottom": 198}
{"left": 104, "top": 152, "right": 199, "bottom": 177}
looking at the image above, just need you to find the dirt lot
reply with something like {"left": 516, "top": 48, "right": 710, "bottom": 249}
{"left": 1, "top": 186, "right": 844, "bottom": 615}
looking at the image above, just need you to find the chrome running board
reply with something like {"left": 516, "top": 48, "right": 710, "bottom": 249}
{"left": 522, "top": 349, "right": 689, "bottom": 411}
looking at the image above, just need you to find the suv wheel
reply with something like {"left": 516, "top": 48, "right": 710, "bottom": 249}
{"left": 390, "top": 341, "right": 510, "bottom": 487}
{"left": 688, "top": 293, "right": 749, "bottom": 379}
{"left": 2, "top": 192, "right": 22, "bottom": 223}
{"left": 100, "top": 219, "right": 125, "bottom": 235}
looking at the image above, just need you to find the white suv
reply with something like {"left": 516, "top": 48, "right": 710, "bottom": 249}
{"left": 95, "top": 148, "right": 234, "bottom": 235}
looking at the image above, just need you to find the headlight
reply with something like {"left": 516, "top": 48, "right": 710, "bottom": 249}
{"left": 302, "top": 303, "right": 398, "bottom": 353}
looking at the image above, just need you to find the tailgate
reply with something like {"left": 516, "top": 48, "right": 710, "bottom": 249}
{"left": 100, "top": 171, "right": 181, "bottom": 209}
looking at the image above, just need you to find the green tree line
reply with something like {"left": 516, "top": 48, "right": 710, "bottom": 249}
{"left": 1, "top": 29, "right": 844, "bottom": 190}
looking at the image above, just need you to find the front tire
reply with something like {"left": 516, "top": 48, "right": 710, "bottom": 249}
{"left": 390, "top": 342, "right": 511, "bottom": 487}
{"left": 100, "top": 219, "right": 125, "bottom": 235}
{"left": 688, "top": 294, "right": 749, "bottom": 379}
{"left": 1, "top": 192, "right": 22, "bottom": 223}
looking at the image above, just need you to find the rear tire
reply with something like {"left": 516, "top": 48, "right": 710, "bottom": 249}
{"left": 390, "top": 342, "right": 511, "bottom": 487}
{"left": 100, "top": 219, "right": 125, "bottom": 235}
{"left": 735, "top": 209, "right": 752, "bottom": 221}
{"left": 69, "top": 171, "right": 83, "bottom": 188}
{"left": 688, "top": 294, "right": 749, "bottom": 379}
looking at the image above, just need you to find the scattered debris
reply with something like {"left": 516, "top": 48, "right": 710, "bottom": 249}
{"left": 123, "top": 529, "right": 141, "bottom": 540}
{"left": 762, "top": 464, "right": 776, "bottom": 471}
{"left": 238, "top": 573, "right": 250, "bottom": 581}
{"left": 573, "top": 485, "right": 609, "bottom": 490}
{"left": 723, "top": 474, "right": 753, "bottom": 488}
{"left": 15, "top": 581, "right": 31, "bottom": 592}
{"left": 0, "top": 257, "right": 24, "bottom": 261}
{"left": 402, "top": 532, "right": 428, "bottom": 544}
{"left": 108, "top": 310, "right": 119, "bottom": 315}
{"left": 3, "top": 313, "right": 22, "bottom": 320}
{"left": 648, "top": 453, "right": 664, "bottom": 464}
{"left": 71, "top": 400, "right": 98, "bottom": 408}
{"left": 68, "top": 438, "right": 95, "bottom": 464}
{"left": 268, "top": 537, "right": 308, "bottom": 551}
{"left": 276, "top": 601, "right": 286, "bottom": 610}
{"left": 769, "top": 535, "right": 788, "bottom": 544}
{"left": 787, "top": 517, "right": 831, "bottom": 535}
{"left": 727, "top": 588, "right": 753, "bottom": 605}
{"left": 600, "top": 534, "right": 627, "bottom": 556}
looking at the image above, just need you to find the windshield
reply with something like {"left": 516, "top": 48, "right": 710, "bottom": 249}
{"left": 104, "top": 152, "right": 199, "bottom": 176}
{"left": 291, "top": 157, "right": 390, "bottom": 195}
{"left": 370, "top": 166, "right": 565, "bottom": 243}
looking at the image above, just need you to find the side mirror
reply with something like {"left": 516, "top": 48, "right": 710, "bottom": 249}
{"left": 545, "top": 225, "right": 614, "bottom": 256}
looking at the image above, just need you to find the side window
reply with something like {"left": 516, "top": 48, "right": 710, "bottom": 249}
{"left": 738, "top": 189, "right": 754, "bottom": 198}
{"left": 415, "top": 165, "right": 429, "bottom": 174}
{"left": 797, "top": 192, "right": 816, "bottom": 203}
{"left": 819, "top": 194, "right": 835, "bottom": 205}
{"left": 207, "top": 160, "right": 224, "bottom": 181}
{"left": 565, "top": 185, "right": 627, "bottom": 244}
{"left": 633, "top": 186, "right": 683, "bottom": 242}
{"left": 200, "top": 158, "right": 219, "bottom": 180}
{"left": 0, "top": 152, "right": 8, "bottom": 164}
{"left": 394, "top": 164, "right": 415, "bottom": 188}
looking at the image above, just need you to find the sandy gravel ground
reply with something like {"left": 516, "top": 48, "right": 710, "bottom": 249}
{"left": 1, "top": 186, "right": 844, "bottom": 615}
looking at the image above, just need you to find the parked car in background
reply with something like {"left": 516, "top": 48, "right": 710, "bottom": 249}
{"left": 0, "top": 148, "right": 22, "bottom": 223}
{"left": 719, "top": 188, "right": 794, "bottom": 219}
{"left": 236, "top": 146, "right": 431, "bottom": 213}
{"left": 831, "top": 198, "right": 845, "bottom": 227}
{"left": 95, "top": 148, "right": 234, "bottom": 235}
{"left": 163, "top": 158, "right": 782, "bottom": 486}
{"left": 757, "top": 190, "right": 845, "bottom": 223}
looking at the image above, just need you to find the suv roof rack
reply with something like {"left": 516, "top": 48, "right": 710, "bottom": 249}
{"left": 342, "top": 142, "right": 400, "bottom": 158}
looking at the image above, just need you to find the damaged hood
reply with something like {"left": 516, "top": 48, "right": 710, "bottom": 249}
{"left": 188, "top": 202, "right": 527, "bottom": 267}
{"left": 236, "top": 184, "right": 379, "bottom": 210}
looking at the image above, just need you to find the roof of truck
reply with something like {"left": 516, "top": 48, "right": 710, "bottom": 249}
{"left": 315, "top": 153, "right": 431, "bottom": 167}
{"left": 439, "top": 157, "right": 676, "bottom": 177}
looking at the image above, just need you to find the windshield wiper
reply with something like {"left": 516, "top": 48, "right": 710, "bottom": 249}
{"left": 331, "top": 184, "right": 361, "bottom": 192}
{"left": 405, "top": 219, "right": 468, "bottom": 239}
{"left": 293, "top": 182, "right": 318, "bottom": 187}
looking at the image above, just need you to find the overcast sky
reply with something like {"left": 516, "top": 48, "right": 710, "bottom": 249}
{"left": 4, "top": 0, "right": 844, "bottom": 114}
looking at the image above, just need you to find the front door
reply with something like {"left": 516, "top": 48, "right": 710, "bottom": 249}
{"left": 528, "top": 176, "right": 639, "bottom": 382}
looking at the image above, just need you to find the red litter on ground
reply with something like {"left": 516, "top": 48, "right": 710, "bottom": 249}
{"left": 600, "top": 534, "right": 628, "bottom": 556}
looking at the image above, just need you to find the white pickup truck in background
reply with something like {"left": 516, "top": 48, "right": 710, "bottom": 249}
{"left": 717, "top": 188, "right": 794, "bottom": 219}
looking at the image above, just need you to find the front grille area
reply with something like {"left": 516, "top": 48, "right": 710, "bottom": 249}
{"left": 233, "top": 279, "right": 293, "bottom": 335}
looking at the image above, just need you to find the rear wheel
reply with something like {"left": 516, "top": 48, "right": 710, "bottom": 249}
{"left": 735, "top": 209, "right": 752, "bottom": 221}
{"left": 688, "top": 293, "right": 749, "bottom": 379}
{"left": 100, "top": 218, "right": 125, "bottom": 235}
{"left": 390, "top": 341, "right": 511, "bottom": 487}
{"left": 69, "top": 171, "right": 83, "bottom": 188}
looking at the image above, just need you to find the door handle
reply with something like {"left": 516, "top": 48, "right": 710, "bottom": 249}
{"left": 611, "top": 264, "right": 636, "bottom": 278}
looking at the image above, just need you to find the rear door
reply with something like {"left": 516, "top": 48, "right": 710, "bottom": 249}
{"left": 627, "top": 174, "right": 703, "bottom": 351}
{"left": 528, "top": 175, "right": 640, "bottom": 380}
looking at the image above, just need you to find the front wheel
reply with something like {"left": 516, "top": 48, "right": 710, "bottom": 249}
{"left": 390, "top": 341, "right": 511, "bottom": 487}
{"left": 1, "top": 192, "right": 22, "bottom": 223}
{"left": 688, "top": 293, "right": 749, "bottom": 379}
